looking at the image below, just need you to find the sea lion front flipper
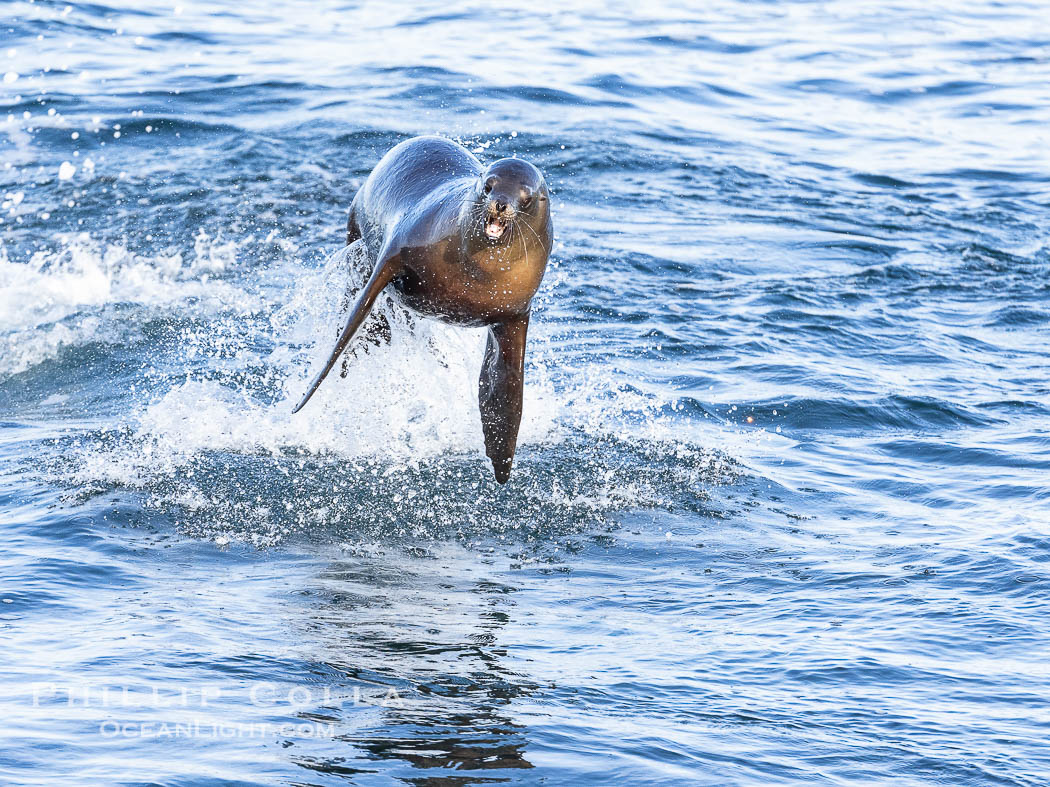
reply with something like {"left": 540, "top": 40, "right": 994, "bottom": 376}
{"left": 292, "top": 249, "right": 402, "bottom": 413}
{"left": 478, "top": 313, "right": 529, "bottom": 484}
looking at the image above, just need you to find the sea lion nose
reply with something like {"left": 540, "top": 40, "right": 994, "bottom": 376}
{"left": 495, "top": 200, "right": 507, "bottom": 213}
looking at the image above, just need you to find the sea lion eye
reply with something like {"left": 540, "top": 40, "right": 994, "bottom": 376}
{"left": 520, "top": 195, "right": 533, "bottom": 209}
{"left": 483, "top": 177, "right": 496, "bottom": 194}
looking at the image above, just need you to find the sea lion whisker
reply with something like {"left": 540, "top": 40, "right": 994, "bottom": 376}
{"left": 515, "top": 221, "right": 529, "bottom": 270}
{"left": 469, "top": 203, "right": 487, "bottom": 239}
{"left": 517, "top": 218, "right": 544, "bottom": 250}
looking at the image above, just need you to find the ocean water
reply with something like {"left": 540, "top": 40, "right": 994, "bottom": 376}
{"left": 2, "top": 0, "right": 1050, "bottom": 784}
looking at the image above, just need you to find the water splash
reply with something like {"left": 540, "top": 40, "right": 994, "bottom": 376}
{"left": 42, "top": 242, "right": 739, "bottom": 545}
{"left": 0, "top": 230, "right": 252, "bottom": 376}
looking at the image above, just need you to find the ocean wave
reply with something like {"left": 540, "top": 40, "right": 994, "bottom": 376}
{"left": 0, "top": 231, "right": 255, "bottom": 377}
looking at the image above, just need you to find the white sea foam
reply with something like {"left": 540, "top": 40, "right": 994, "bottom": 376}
{"left": 121, "top": 243, "right": 561, "bottom": 466}
{"left": 0, "top": 230, "right": 255, "bottom": 376}
{"left": 39, "top": 238, "right": 737, "bottom": 543}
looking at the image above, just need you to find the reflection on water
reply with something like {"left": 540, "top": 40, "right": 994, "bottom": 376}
{"left": 319, "top": 571, "right": 535, "bottom": 779}
{"left": 289, "top": 553, "right": 536, "bottom": 782}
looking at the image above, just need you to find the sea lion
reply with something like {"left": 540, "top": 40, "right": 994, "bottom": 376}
{"left": 293, "top": 136, "right": 553, "bottom": 483}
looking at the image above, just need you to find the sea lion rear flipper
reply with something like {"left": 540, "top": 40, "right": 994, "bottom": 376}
{"left": 292, "top": 249, "right": 402, "bottom": 413}
{"left": 345, "top": 195, "right": 362, "bottom": 245}
{"left": 478, "top": 314, "right": 529, "bottom": 484}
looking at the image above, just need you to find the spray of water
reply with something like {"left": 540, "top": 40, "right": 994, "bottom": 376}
{"left": 8, "top": 237, "right": 742, "bottom": 546}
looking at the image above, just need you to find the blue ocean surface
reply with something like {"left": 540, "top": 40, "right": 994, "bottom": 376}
{"left": 2, "top": 1, "right": 1049, "bottom": 784}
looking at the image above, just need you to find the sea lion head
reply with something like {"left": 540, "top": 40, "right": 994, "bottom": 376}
{"left": 473, "top": 158, "right": 549, "bottom": 244}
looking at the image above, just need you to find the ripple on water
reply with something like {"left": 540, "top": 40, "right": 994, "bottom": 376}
{"left": 3, "top": 0, "right": 1050, "bottom": 784}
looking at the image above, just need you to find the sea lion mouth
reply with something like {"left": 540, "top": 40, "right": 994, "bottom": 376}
{"left": 484, "top": 215, "right": 507, "bottom": 240}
